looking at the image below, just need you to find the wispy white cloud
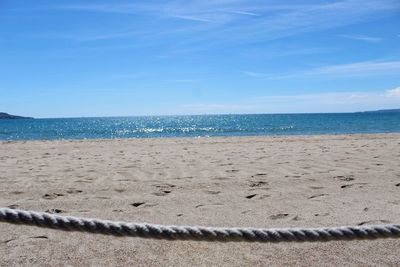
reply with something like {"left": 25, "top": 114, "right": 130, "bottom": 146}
{"left": 55, "top": 1, "right": 261, "bottom": 24}
{"left": 72, "top": 30, "right": 145, "bottom": 42}
{"left": 257, "top": 92, "right": 386, "bottom": 103}
{"left": 204, "top": 0, "right": 400, "bottom": 43}
{"left": 49, "top": 0, "right": 400, "bottom": 45}
{"left": 315, "top": 60, "right": 400, "bottom": 75}
{"left": 337, "top": 34, "right": 383, "bottom": 42}
{"left": 386, "top": 87, "right": 400, "bottom": 98}
{"left": 55, "top": 3, "right": 150, "bottom": 14}
{"left": 241, "top": 46, "right": 333, "bottom": 60}
{"left": 241, "top": 71, "right": 268, "bottom": 78}
{"left": 244, "top": 60, "right": 400, "bottom": 79}
{"left": 227, "top": 10, "right": 260, "bottom": 16}
{"left": 181, "top": 87, "right": 400, "bottom": 114}
{"left": 253, "top": 88, "right": 400, "bottom": 112}
{"left": 170, "top": 15, "right": 216, "bottom": 23}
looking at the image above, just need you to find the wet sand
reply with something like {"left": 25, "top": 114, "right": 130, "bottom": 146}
{"left": 1, "top": 134, "right": 400, "bottom": 266}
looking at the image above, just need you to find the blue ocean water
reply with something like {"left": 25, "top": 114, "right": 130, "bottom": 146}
{"left": 0, "top": 113, "right": 399, "bottom": 141}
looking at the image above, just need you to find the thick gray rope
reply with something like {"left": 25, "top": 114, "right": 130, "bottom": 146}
{"left": 1, "top": 207, "right": 399, "bottom": 242}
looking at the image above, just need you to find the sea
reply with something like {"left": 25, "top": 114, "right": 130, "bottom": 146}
{"left": 0, "top": 113, "right": 399, "bottom": 141}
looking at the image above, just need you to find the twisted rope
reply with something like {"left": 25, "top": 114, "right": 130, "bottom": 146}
{"left": 1, "top": 208, "right": 399, "bottom": 242}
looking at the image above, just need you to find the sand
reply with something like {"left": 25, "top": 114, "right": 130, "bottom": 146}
{"left": 1, "top": 133, "right": 400, "bottom": 266}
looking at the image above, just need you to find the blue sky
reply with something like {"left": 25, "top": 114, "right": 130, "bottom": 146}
{"left": 1, "top": 0, "right": 399, "bottom": 118}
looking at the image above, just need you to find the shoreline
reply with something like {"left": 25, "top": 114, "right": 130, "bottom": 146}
{"left": 2, "top": 132, "right": 400, "bottom": 144}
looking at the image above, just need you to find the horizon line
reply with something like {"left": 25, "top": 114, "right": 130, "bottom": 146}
{"left": 11, "top": 108, "right": 399, "bottom": 119}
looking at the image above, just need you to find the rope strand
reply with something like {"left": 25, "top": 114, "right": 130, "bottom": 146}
{"left": 1, "top": 208, "right": 399, "bottom": 242}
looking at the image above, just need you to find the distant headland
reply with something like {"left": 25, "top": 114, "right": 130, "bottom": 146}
{"left": 0, "top": 112, "right": 34, "bottom": 119}
{"left": 361, "top": 108, "right": 400, "bottom": 113}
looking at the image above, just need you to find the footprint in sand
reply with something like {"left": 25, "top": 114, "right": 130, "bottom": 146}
{"left": 153, "top": 183, "right": 176, "bottom": 196}
{"left": 314, "top": 213, "right": 329, "bottom": 217}
{"left": 113, "top": 209, "right": 124, "bottom": 212}
{"left": 66, "top": 188, "right": 83, "bottom": 194}
{"left": 195, "top": 203, "right": 223, "bottom": 208}
{"left": 3, "top": 238, "right": 17, "bottom": 244}
{"left": 43, "top": 193, "right": 64, "bottom": 200}
{"left": 334, "top": 175, "right": 355, "bottom": 181}
{"left": 308, "top": 193, "right": 327, "bottom": 199}
{"left": 115, "top": 189, "right": 125, "bottom": 193}
{"left": 270, "top": 213, "right": 289, "bottom": 220}
{"left": 45, "top": 208, "right": 63, "bottom": 214}
{"left": 131, "top": 202, "right": 145, "bottom": 207}
{"left": 357, "top": 220, "right": 391, "bottom": 225}
{"left": 249, "top": 181, "right": 268, "bottom": 188}
{"left": 123, "top": 165, "right": 137, "bottom": 169}
{"left": 154, "top": 183, "right": 176, "bottom": 189}
{"left": 116, "top": 179, "right": 131, "bottom": 182}
{"left": 153, "top": 190, "right": 171, "bottom": 196}
{"left": 219, "top": 163, "right": 233, "bottom": 166}
{"left": 340, "top": 183, "right": 368, "bottom": 189}
{"left": 250, "top": 173, "right": 267, "bottom": 178}
{"left": 95, "top": 196, "right": 111, "bottom": 199}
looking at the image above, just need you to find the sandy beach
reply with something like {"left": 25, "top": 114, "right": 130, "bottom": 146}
{"left": 1, "top": 133, "right": 400, "bottom": 266}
